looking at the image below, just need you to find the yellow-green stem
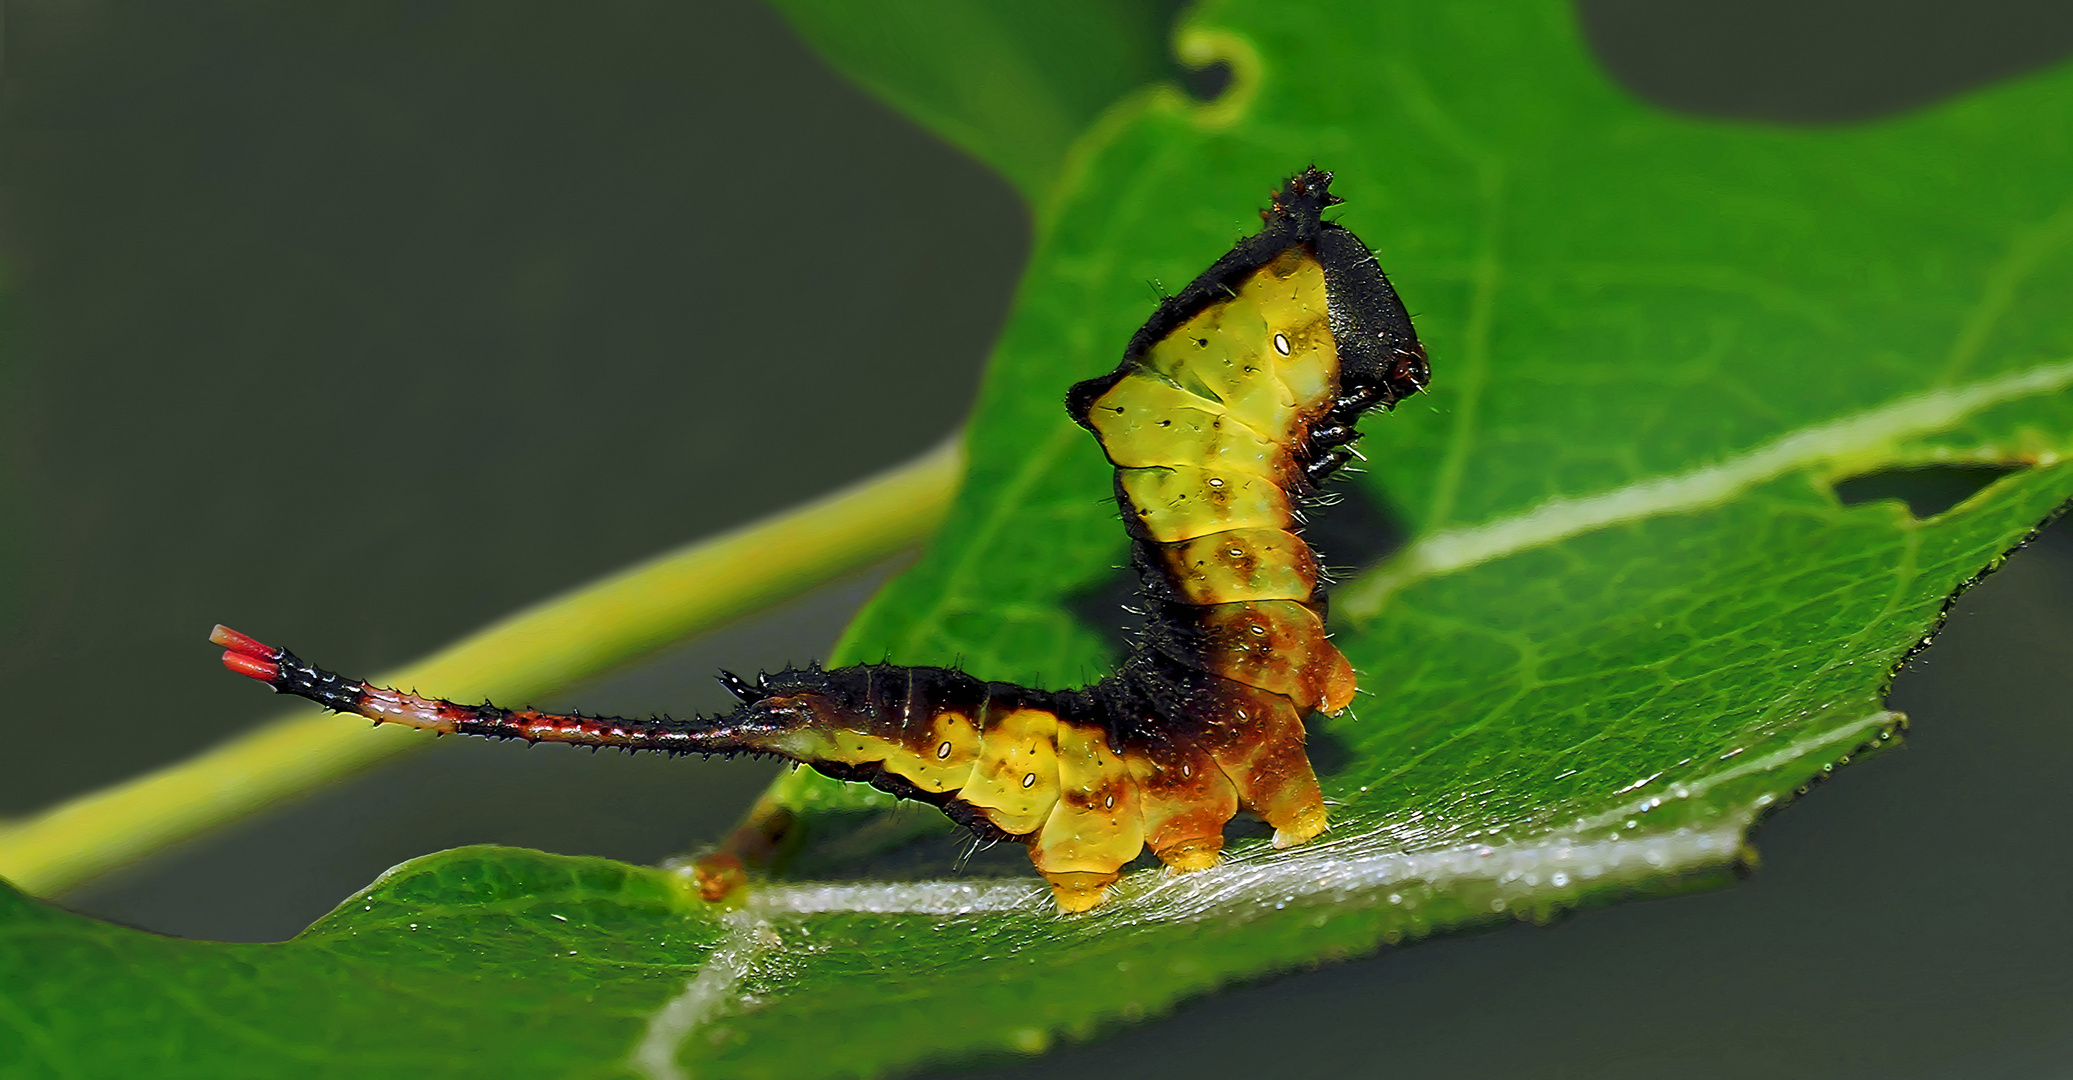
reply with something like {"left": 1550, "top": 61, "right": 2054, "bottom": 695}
{"left": 0, "top": 438, "right": 965, "bottom": 897}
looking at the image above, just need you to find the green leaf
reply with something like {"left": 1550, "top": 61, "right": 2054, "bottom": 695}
{"left": 763, "top": 0, "right": 2073, "bottom": 1065}
{"left": 7, "top": 2, "right": 2073, "bottom": 1078}
{"left": 766, "top": 0, "right": 1178, "bottom": 207}
{"left": 0, "top": 848, "right": 724, "bottom": 1077}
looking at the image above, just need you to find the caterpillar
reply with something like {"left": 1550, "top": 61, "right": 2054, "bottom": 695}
{"left": 211, "top": 167, "right": 1428, "bottom": 912}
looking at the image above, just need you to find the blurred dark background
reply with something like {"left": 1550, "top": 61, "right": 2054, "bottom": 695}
{"left": 2, "top": 2, "right": 2071, "bottom": 1077}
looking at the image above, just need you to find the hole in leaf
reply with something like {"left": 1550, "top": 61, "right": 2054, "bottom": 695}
{"left": 1833, "top": 464, "right": 2020, "bottom": 518}
{"left": 1179, "top": 59, "right": 1234, "bottom": 103}
{"left": 1156, "top": 0, "right": 1235, "bottom": 102}
{"left": 1578, "top": 0, "right": 2073, "bottom": 124}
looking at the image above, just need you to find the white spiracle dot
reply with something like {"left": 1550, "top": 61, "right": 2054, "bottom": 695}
{"left": 1273, "top": 332, "right": 1291, "bottom": 355}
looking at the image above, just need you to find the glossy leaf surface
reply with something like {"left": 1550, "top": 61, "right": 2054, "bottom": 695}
{"left": 5, "top": 2, "right": 2073, "bottom": 1077}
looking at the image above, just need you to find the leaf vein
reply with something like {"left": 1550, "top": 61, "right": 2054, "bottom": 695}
{"left": 1342, "top": 356, "right": 2073, "bottom": 619}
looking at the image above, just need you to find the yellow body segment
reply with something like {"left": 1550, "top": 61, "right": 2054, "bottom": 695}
{"left": 955, "top": 706, "right": 1062, "bottom": 836}
{"left": 1033, "top": 723, "right": 1146, "bottom": 908}
{"left": 764, "top": 696, "right": 985, "bottom": 796}
{"left": 767, "top": 723, "right": 881, "bottom": 769}
{"left": 1082, "top": 382, "right": 1290, "bottom": 475}
{"left": 1142, "top": 320, "right": 1292, "bottom": 439}
{"left": 1086, "top": 251, "right": 1336, "bottom": 471}
{"left": 870, "top": 709, "right": 982, "bottom": 794}
{"left": 1153, "top": 528, "right": 1321, "bottom": 605}
{"left": 1249, "top": 247, "right": 1338, "bottom": 409}
{"left": 1118, "top": 466, "right": 1291, "bottom": 543}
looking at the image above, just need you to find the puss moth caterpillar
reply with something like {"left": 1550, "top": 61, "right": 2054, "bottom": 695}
{"left": 213, "top": 167, "right": 1427, "bottom": 912}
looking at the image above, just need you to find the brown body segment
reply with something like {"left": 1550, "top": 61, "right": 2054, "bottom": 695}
{"left": 1185, "top": 600, "right": 1357, "bottom": 714}
{"left": 213, "top": 168, "right": 1427, "bottom": 913}
{"left": 1123, "top": 733, "right": 1239, "bottom": 872}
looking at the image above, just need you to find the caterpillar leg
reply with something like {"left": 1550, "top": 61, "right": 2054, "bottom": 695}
{"left": 688, "top": 852, "right": 749, "bottom": 903}
{"left": 1153, "top": 836, "right": 1225, "bottom": 874}
{"left": 1041, "top": 870, "right": 1122, "bottom": 914}
{"left": 1259, "top": 757, "right": 1329, "bottom": 849}
{"left": 1126, "top": 737, "right": 1239, "bottom": 876}
{"left": 1233, "top": 724, "right": 1328, "bottom": 849}
{"left": 1026, "top": 721, "right": 1146, "bottom": 912}
{"left": 1196, "top": 683, "right": 1330, "bottom": 849}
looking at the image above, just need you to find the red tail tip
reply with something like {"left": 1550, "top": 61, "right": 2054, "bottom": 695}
{"left": 221, "top": 650, "right": 281, "bottom": 682}
{"left": 210, "top": 624, "right": 277, "bottom": 659}
{"left": 212, "top": 625, "right": 282, "bottom": 682}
